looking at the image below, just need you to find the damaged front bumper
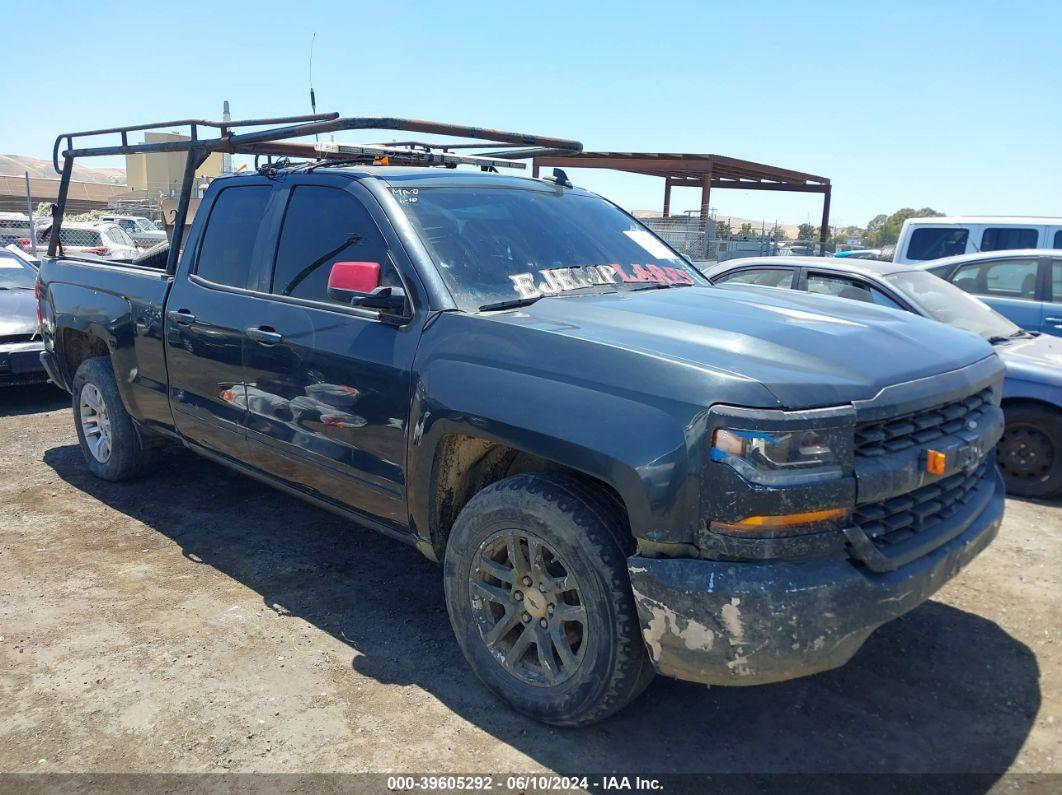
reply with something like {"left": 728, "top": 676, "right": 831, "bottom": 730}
{"left": 628, "top": 466, "right": 1005, "bottom": 686}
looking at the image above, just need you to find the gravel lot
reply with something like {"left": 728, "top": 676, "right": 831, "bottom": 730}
{"left": 1, "top": 384, "right": 1059, "bottom": 779}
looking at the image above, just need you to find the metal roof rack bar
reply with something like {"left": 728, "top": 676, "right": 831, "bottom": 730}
{"left": 314, "top": 142, "right": 525, "bottom": 170}
{"left": 52, "top": 113, "right": 582, "bottom": 173}
{"left": 46, "top": 111, "right": 583, "bottom": 263}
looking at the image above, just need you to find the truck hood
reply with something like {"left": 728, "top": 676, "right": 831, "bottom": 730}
{"left": 0, "top": 289, "right": 40, "bottom": 337}
{"left": 487, "top": 286, "right": 996, "bottom": 409}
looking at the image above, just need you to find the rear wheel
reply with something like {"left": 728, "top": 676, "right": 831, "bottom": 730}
{"left": 443, "top": 473, "right": 654, "bottom": 726}
{"left": 998, "top": 404, "right": 1062, "bottom": 499}
{"left": 72, "top": 356, "right": 158, "bottom": 481}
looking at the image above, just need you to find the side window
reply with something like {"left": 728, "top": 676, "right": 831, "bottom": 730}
{"left": 906, "top": 228, "right": 969, "bottom": 260}
{"left": 195, "top": 186, "right": 271, "bottom": 289}
{"left": 715, "top": 268, "right": 794, "bottom": 288}
{"left": 869, "top": 287, "right": 904, "bottom": 310}
{"left": 1053, "top": 230, "right": 1062, "bottom": 249}
{"left": 951, "top": 259, "right": 1039, "bottom": 299}
{"left": 1051, "top": 260, "right": 1062, "bottom": 302}
{"left": 981, "top": 227, "right": 1038, "bottom": 252}
{"left": 271, "top": 185, "right": 397, "bottom": 304}
{"left": 807, "top": 272, "right": 878, "bottom": 303}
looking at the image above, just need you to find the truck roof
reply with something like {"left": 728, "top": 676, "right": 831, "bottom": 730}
{"left": 902, "top": 215, "right": 1062, "bottom": 226}
{"left": 215, "top": 165, "right": 595, "bottom": 194}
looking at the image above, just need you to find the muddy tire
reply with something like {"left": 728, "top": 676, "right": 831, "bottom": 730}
{"left": 72, "top": 356, "right": 158, "bottom": 481}
{"left": 443, "top": 473, "right": 654, "bottom": 726}
{"left": 998, "top": 404, "right": 1062, "bottom": 499}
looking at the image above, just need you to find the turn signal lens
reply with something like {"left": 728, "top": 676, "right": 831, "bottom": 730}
{"left": 711, "top": 507, "right": 849, "bottom": 536}
{"left": 925, "top": 450, "right": 947, "bottom": 476}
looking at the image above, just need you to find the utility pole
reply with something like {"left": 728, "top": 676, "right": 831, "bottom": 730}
{"left": 222, "top": 101, "right": 233, "bottom": 176}
{"left": 24, "top": 173, "right": 37, "bottom": 256}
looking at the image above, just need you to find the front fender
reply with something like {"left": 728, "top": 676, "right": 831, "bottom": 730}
{"left": 407, "top": 357, "right": 706, "bottom": 554}
{"left": 1002, "top": 375, "right": 1062, "bottom": 408}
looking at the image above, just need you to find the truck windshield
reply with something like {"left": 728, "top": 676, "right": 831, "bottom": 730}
{"left": 392, "top": 186, "right": 707, "bottom": 311}
{"left": 885, "top": 269, "right": 1023, "bottom": 340}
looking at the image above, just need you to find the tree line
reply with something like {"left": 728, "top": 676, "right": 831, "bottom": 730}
{"left": 714, "top": 207, "right": 944, "bottom": 248}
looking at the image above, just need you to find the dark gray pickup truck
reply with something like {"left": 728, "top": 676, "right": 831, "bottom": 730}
{"left": 37, "top": 152, "right": 1007, "bottom": 725}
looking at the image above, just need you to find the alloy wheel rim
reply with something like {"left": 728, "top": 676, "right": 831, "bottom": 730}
{"left": 80, "top": 383, "right": 113, "bottom": 463}
{"left": 469, "top": 529, "right": 587, "bottom": 687}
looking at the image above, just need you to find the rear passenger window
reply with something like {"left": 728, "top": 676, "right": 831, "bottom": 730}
{"left": 271, "top": 186, "right": 397, "bottom": 305}
{"left": 1051, "top": 260, "right": 1062, "bottom": 302}
{"left": 195, "top": 186, "right": 270, "bottom": 289}
{"left": 806, "top": 273, "right": 901, "bottom": 309}
{"left": 952, "top": 259, "right": 1039, "bottom": 299}
{"left": 714, "top": 268, "right": 794, "bottom": 289}
{"left": 981, "top": 227, "right": 1038, "bottom": 252}
{"left": 907, "top": 228, "right": 969, "bottom": 260}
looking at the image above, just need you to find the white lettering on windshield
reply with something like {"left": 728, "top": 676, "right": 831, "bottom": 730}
{"left": 507, "top": 264, "right": 694, "bottom": 299}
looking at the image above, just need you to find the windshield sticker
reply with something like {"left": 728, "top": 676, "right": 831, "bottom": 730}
{"left": 623, "top": 230, "right": 679, "bottom": 260}
{"left": 509, "top": 264, "right": 694, "bottom": 299}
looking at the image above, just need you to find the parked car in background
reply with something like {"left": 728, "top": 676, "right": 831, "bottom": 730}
{"left": 834, "top": 248, "right": 883, "bottom": 260}
{"left": 99, "top": 214, "right": 167, "bottom": 248}
{"left": 35, "top": 221, "right": 138, "bottom": 262}
{"left": 918, "top": 250, "right": 1062, "bottom": 338}
{"left": 893, "top": 216, "right": 1062, "bottom": 265}
{"left": 3, "top": 243, "right": 40, "bottom": 269}
{"left": 704, "top": 256, "right": 1062, "bottom": 498}
{"left": 0, "top": 246, "right": 47, "bottom": 386}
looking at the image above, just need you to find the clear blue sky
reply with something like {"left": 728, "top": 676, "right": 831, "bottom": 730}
{"left": 5, "top": 0, "right": 1060, "bottom": 227}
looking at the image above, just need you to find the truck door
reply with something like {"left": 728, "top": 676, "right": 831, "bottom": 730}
{"left": 239, "top": 182, "right": 420, "bottom": 530}
{"left": 164, "top": 183, "right": 274, "bottom": 459}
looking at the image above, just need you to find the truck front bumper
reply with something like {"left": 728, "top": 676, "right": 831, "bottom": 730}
{"left": 627, "top": 466, "right": 1005, "bottom": 686}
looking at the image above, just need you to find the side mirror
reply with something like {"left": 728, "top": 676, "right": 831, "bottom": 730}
{"left": 327, "top": 261, "right": 406, "bottom": 314}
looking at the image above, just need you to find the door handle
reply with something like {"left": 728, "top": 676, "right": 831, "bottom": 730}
{"left": 1045, "top": 316, "right": 1062, "bottom": 322}
{"left": 167, "top": 309, "right": 195, "bottom": 325}
{"left": 246, "top": 326, "right": 283, "bottom": 345}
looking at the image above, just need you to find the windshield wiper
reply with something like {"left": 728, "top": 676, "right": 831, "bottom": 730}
{"left": 478, "top": 296, "right": 544, "bottom": 312}
{"left": 987, "top": 336, "right": 1011, "bottom": 345}
{"left": 629, "top": 281, "right": 692, "bottom": 292}
{"left": 478, "top": 284, "right": 618, "bottom": 312}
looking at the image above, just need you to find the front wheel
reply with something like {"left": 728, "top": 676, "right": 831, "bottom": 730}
{"left": 443, "top": 473, "right": 654, "bottom": 726}
{"left": 72, "top": 356, "right": 158, "bottom": 481}
{"left": 998, "top": 404, "right": 1062, "bottom": 499}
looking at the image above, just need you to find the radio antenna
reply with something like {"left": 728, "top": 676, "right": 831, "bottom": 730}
{"left": 309, "top": 32, "right": 318, "bottom": 141}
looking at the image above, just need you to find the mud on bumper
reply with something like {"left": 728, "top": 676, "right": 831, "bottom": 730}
{"left": 627, "top": 467, "right": 1005, "bottom": 686}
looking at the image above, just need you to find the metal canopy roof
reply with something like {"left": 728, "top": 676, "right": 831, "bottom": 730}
{"left": 531, "top": 150, "right": 833, "bottom": 255}
{"left": 531, "top": 151, "right": 829, "bottom": 192}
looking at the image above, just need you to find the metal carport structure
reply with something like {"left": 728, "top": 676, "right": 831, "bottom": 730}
{"left": 531, "top": 151, "right": 832, "bottom": 256}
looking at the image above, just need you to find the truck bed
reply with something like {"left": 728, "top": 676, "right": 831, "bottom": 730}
{"left": 38, "top": 256, "right": 175, "bottom": 431}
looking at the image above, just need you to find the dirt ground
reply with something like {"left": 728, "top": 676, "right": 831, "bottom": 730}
{"left": 1, "top": 384, "right": 1060, "bottom": 780}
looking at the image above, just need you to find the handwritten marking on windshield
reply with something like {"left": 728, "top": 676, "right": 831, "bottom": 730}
{"left": 509, "top": 264, "right": 694, "bottom": 299}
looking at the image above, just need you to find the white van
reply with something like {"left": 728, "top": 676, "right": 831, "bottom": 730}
{"left": 893, "top": 216, "right": 1062, "bottom": 264}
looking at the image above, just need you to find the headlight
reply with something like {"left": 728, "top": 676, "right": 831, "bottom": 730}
{"left": 711, "top": 426, "right": 845, "bottom": 484}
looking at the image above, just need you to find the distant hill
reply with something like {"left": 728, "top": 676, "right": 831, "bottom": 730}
{"left": 0, "top": 154, "right": 125, "bottom": 185}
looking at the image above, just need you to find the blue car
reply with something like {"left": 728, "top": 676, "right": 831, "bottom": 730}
{"left": 703, "top": 256, "right": 1062, "bottom": 498}
{"left": 919, "top": 249, "right": 1062, "bottom": 337}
